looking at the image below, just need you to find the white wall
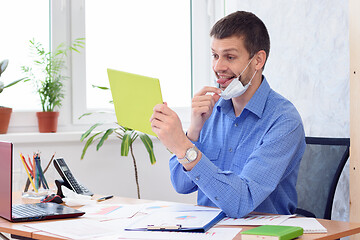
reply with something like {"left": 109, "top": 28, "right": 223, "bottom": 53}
{"left": 222, "top": 0, "right": 350, "bottom": 221}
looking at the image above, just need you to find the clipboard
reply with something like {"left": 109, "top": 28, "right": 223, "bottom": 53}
{"left": 125, "top": 211, "right": 226, "bottom": 233}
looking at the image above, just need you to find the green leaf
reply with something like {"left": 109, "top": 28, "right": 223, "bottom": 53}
{"left": 4, "top": 78, "right": 26, "bottom": 88}
{"left": 78, "top": 111, "right": 114, "bottom": 120}
{"left": 92, "top": 85, "right": 109, "bottom": 90}
{"left": 80, "top": 123, "right": 102, "bottom": 141}
{"left": 97, "top": 128, "right": 114, "bottom": 150}
{"left": 121, "top": 130, "right": 133, "bottom": 156}
{"left": 139, "top": 132, "right": 156, "bottom": 165}
{"left": 78, "top": 112, "right": 93, "bottom": 119}
{"left": 0, "top": 59, "right": 9, "bottom": 76}
{"left": 81, "top": 132, "right": 102, "bottom": 159}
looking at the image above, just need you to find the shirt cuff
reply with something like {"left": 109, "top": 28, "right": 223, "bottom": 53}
{"left": 184, "top": 153, "right": 218, "bottom": 184}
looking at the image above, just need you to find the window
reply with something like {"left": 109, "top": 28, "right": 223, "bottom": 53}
{"left": 0, "top": 0, "right": 49, "bottom": 111}
{"left": 71, "top": 0, "right": 193, "bottom": 126}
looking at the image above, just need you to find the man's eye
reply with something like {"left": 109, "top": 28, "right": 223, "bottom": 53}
{"left": 228, "top": 56, "right": 235, "bottom": 60}
{"left": 212, "top": 53, "right": 219, "bottom": 59}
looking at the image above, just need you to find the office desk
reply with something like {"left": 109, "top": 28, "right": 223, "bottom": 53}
{"left": 1, "top": 194, "right": 360, "bottom": 240}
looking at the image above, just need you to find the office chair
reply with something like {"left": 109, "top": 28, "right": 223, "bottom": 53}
{"left": 295, "top": 137, "right": 350, "bottom": 220}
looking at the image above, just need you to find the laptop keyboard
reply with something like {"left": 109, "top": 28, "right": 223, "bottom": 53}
{"left": 12, "top": 204, "right": 48, "bottom": 218}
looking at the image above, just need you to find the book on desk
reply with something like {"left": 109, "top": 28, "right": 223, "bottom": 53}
{"left": 241, "top": 225, "right": 303, "bottom": 240}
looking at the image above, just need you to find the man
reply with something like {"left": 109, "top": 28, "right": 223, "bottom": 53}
{"left": 150, "top": 11, "right": 305, "bottom": 218}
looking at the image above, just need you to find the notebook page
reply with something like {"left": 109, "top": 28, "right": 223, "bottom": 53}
{"left": 279, "top": 217, "right": 327, "bottom": 233}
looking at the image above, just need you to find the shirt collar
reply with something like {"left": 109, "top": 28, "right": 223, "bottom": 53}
{"left": 245, "top": 76, "right": 271, "bottom": 118}
{"left": 216, "top": 75, "right": 271, "bottom": 119}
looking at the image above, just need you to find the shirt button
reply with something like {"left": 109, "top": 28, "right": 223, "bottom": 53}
{"left": 215, "top": 197, "right": 218, "bottom": 201}
{"left": 195, "top": 177, "right": 200, "bottom": 181}
{"left": 234, "top": 123, "right": 238, "bottom": 127}
{"left": 229, "top": 148, "right": 233, "bottom": 152}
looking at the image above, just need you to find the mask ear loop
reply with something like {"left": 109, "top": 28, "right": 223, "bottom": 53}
{"left": 236, "top": 55, "right": 256, "bottom": 81}
{"left": 247, "top": 70, "right": 258, "bottom": 86}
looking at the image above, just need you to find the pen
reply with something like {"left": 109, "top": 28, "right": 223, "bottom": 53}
{"left": 97, "top": 195, "right": 113, "bottom": 202}
{"left": 20, "top": 156, "right": 38, "bottom": 193}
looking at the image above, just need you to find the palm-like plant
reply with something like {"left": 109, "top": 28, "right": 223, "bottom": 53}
{"left": 0, "top": 59, "right": 25, "bottom": 105}
{"left": 79, "top": 86, "right": 156, "bottom": 199}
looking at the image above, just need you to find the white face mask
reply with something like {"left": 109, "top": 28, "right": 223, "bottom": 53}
{"left": 220, "top": 56, "right": 257, "bottom": 100}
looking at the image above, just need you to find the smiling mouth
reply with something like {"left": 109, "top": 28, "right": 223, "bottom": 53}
{"left": 217, "top": 75, "right": 237, "bottom": 85}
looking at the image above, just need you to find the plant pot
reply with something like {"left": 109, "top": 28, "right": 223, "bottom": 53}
{"left": 36, "top": 111, "right": 59, "bottom": 133}
{"left": 0, "top": 107, "right": 12, "bottom": 134}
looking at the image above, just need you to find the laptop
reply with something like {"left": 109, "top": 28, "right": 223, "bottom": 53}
{"left": 0, "top": 141, "right": 85, "bottom": 222}
{"left": 107, "top": 69, "right": 163, "bottom": 137}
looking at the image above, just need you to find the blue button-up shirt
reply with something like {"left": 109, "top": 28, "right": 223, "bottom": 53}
{"left": 169, "top": 76, "right": 306, "bottom": 218}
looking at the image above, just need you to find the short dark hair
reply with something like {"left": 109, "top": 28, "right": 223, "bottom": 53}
{"left": 210, "top": 11, "right": 270, "bottom": 66}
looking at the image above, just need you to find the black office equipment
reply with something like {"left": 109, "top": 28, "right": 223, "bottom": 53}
{"left": 295, "top": 137, "right": 350, "bottom": 219}
{"left": 54, "top": 158, "right": 93, "bottom": 196}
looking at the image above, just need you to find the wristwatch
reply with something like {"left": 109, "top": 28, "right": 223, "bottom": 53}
{"left": 178, "top": 146, "right": 199, "bottom": 164}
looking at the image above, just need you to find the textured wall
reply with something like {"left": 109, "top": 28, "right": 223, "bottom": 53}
{"left": 224, "top": 0, "right": 350, "bottom": 221}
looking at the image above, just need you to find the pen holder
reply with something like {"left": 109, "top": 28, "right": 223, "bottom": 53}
{"left": 21, "top": 152, "right": 55, "bottom": 199}
{"left": 22, "top": 170, "right": 51, "bottom": 199}
{"left": 22, "top": 187, "right": 50, "bottom": 199}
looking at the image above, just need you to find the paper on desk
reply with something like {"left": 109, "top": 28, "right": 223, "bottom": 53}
{"left": 279, "top": 217, "right": 327, "bottom": 233}
{"left": 218, "top": 214, "right": 294, "bottom": 226}
{"left": 126, "top": 210, "right": 223, "bottom": 230}
{"left": 138, "top": 201, "right": 182, "bottom": 214}
{"left": 25, "top": 218, "right": 121, "bottom": 239}
{"left": 79, "top": 203, "right": 143, "bottom": 220}
{"left": 139, "top": 201, "right": 220, "bottom": 214}
{"left": 61, "top": 186, "right": 95, "bottom": 206}
{"left": 93, "top": 227, "right": 242, "bottom": 240}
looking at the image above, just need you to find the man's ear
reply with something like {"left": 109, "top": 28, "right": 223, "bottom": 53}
{"left": 254, "top": 50, "right": 266, "bottom": 70}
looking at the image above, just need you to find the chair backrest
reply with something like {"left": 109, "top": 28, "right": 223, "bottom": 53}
{"left": 295, "top": 137, "right": 350, "bottom": 220}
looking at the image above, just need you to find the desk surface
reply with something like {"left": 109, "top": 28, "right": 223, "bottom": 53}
{"left": 1, "top": 194, "right": 360, "bottom": 240}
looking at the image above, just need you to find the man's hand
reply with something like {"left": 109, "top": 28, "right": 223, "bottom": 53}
{"left": 187, "top": 87, "right": 221, "bottom": 141}
{"left": 150, "top": 103, "right": 192, "bottom": 157}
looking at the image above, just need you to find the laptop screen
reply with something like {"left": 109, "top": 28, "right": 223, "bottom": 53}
{"left": 0, "top": 141, "right": 13, "bottom": 221}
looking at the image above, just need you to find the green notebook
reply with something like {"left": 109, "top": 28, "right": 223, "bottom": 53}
{"left": 241, "top": 225, "right": 303, "bottom": 240}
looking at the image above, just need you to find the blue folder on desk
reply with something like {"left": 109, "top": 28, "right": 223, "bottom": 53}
{"left": 125, "top": 210, "right": 226, "bottom": 232}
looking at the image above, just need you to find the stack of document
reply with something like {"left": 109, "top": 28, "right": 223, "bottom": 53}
{"left": 125, "top": 204, "right": 225, "bottom": 232}
{"left": 24, "top": 201, "right": 241, "bottom": 240}
{"left": 218, "top": 214, "right": 327, "bottom": 233}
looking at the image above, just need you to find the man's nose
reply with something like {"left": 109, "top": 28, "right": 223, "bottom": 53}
{"left": 213, "top": 58, "right": 227, "bottom": 72}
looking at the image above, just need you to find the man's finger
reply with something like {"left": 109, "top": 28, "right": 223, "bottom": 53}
{"left": 194, "top": 86, "right": 221, "bottom": 97}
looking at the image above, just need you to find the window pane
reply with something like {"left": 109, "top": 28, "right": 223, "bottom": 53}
{"left": 85, "top": 0, "right": 191, "bottom": 109}
{"left": 0, "top": 0, "right": 49, "bottom": 111}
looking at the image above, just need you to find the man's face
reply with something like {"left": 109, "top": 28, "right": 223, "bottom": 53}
{"left": 211, "top": 36, "right": 252, "bottom": 91}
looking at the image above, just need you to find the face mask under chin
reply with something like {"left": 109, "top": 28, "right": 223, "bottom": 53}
{"left": 219, "top": 56, "right": 257, "bottom": 100}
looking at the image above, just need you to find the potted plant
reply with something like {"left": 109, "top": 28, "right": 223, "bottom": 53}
{"left": 21, "top": 38, "right": 85, "bottom": 133}
{"left": 79, "top": 86, "right": 156, "bottom": 199}
{"left": 0, "top": 59, "right": 25, "bottom": 134}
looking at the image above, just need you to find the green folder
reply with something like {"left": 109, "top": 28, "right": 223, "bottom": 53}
{"left": 107, "top": 69, "right": 163, "bottom": 136}
{"left": 241, "top": 225, "right": 303, "bottom": 240}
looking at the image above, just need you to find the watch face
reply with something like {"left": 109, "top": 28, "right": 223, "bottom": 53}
{"left": 188, "top": 149, "right": 197, "bottom": 161}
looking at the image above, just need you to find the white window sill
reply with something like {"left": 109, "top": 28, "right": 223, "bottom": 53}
{"left": 0, "top": 130, "right": 161, "bottom": 144}
{"left": 0, "top": 132, "right": 88, "bottom": 144}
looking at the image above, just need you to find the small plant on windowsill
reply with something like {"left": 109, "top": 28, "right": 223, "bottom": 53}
{"left": 21, "top": 38, "right": 85, "bottom": 133}
{"left": 79, "top": 85, "right": 156, "bottom": 199}
{"left": 0, "top": 59, "right": 26, "bottom": 134}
